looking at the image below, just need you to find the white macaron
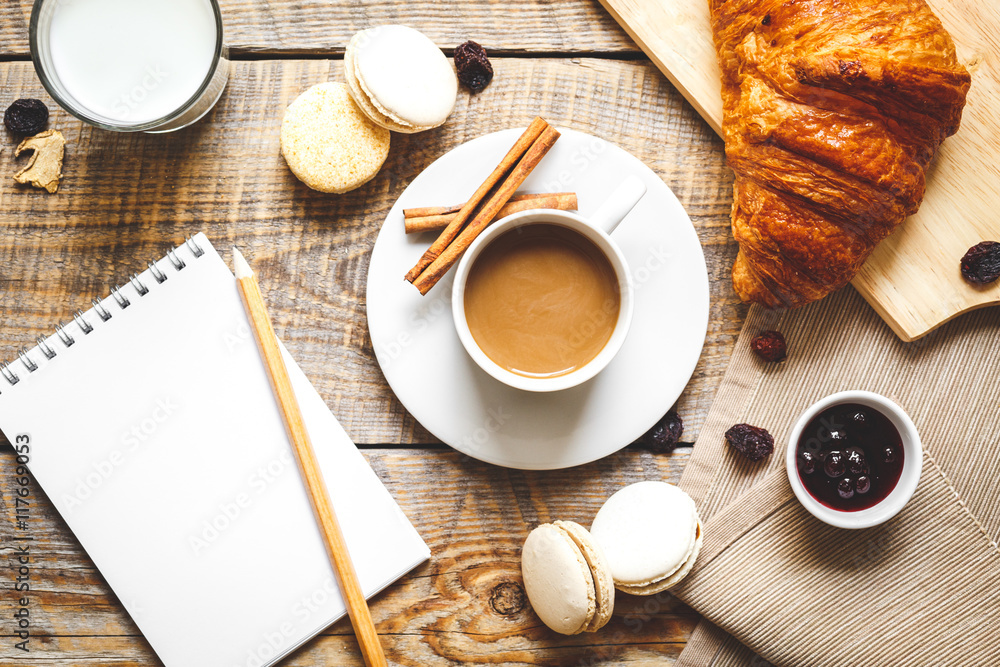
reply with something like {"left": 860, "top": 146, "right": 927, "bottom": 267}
{"left": 344, "top": 25, "right": 457, "bottom": 133}
{"left": 521, "top": 521, "right": 615, "bottom": 635}
{"left": 590, "top": 481, "right": 702, "bottom": 595}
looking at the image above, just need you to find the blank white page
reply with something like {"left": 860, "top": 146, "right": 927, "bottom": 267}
{"left": 0, "top": 234, "right": 428, "bottom": 667}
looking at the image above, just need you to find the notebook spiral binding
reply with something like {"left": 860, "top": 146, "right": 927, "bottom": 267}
{"left": 0, "top": 236, "right": 207, "bottom": 391}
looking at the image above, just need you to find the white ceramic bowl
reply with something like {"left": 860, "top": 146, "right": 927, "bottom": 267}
{"left": 452, "top": 209, "right": 635, "bottom": 393}
{"left": 785, "top": 390, "right": 922, "bottom": 529}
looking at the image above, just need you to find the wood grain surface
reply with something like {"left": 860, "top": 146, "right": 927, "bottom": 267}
{"left": 598, "top": 0, "right": 1000, "bottom": 341}
{"left": 0, "top": 4, "right": 744, "bottom": 663}
{"left": 0, "top": 440, "right": 698, "bottom": 665}
{"left": 597, "top": 0, "right": 721, "bottom": 133}
{"left": 1, "top": 0, "right": 637, "bottom": 57}
{"left": 0, "top": 58, "right": 743, "bottom": 446}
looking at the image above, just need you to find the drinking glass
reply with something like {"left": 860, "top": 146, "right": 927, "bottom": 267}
{"left": 29, "top": 0, "right": 230, "bottom": 133}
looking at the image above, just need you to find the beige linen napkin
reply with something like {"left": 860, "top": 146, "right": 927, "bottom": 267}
{"left": 672, "top": 286, "right": 1000, "bottom": 666}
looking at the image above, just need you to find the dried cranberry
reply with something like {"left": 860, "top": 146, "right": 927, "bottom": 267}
{"left": 750, "top": 330, "right": 787, "bottom": 362}
{"left": 641, "top": 411, "right": 684, "bottom": 453}
{"left": 4, "top": 99, "right": 49, "bottom": 136}
{"left": 725, "top": 423, "right": 774, "bottom": 461}
{"left": 454, "top": 40, "right": 494, "bottom": 92}
{"left": 961, "top": 241, "right": 1000, "bottom": 285}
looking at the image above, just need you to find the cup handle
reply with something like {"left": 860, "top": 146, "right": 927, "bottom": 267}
{"left": 590, "top": 175, "right": 648, "bottom": 235}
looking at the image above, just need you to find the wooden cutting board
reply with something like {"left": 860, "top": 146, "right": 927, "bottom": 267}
{"left": 599, "top": 0, "right": 1000, "bottom": 341}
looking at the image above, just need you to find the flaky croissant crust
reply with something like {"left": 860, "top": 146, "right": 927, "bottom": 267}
{"left": 712, "top": 0, "right": 971, "bottom": 308}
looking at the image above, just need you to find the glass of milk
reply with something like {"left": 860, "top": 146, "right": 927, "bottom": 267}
{"left": 29, "top": 0, "right": 229, "bottom": 133}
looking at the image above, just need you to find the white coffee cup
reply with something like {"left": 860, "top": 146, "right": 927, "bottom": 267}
{"left": 452, "top": 176, "right": 646, "bottom": 392}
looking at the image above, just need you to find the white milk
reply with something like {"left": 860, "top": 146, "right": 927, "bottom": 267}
{"left": 48, "top": 0, "right": 218, "bottom": 125}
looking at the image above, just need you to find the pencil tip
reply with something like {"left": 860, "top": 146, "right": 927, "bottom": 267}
{"left": 232, "top": 247, "right": 254, "bottom": 279}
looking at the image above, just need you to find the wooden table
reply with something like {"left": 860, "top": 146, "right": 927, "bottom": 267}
{"left": 0, "top": 2, "right": 745, "bottom": 663}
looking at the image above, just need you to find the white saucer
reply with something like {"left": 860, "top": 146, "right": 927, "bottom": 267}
{"left": 366, "top": 128, "right": 709, "bottom": 470}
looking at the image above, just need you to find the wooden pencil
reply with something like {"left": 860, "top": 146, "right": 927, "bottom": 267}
{"left": 233, "top": 247, "right": 387, "bottom": 667}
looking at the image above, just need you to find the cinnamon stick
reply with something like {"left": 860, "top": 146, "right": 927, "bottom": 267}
{"left": 404, "top": 193, "right": 563, "bottom": 220}
{"left": 411, "top": 124, "right": 561, "bottom": 295}
{"left": 403, "top": 193, "right": 578, "bottom": 234}
{"left": 404, "top": 117, "right": 550, "bottom": 283}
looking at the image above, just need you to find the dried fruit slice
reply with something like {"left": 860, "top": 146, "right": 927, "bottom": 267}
{"left": 641, "top": 411, "right": 684, "bottom": 453}
{"left": 13, "top": 129, "right": 65, "bottom": 194}
{"left": 455, "top": 40, "right": 494, "bottom": 92}
{"left": 960, "top": 241, "right": 1000, "bottom": 285}
{"left": 750, "top": 330, "right": 787, "bottom": 362}
{"left": 4, "top": 99, "right": 49, "bottom": 135}
{"left": 725, "top": 423, "right": 774, "bottom": 461}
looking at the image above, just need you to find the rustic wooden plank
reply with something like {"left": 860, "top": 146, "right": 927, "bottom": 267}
{"left": 0, "top": 0, "right": 636, "bottom": 58}
{"left": 0, "top": 57, "right": 741, "bottom": 444}
{"left": 0, "top": 442, "right": 698, "bottom": 665}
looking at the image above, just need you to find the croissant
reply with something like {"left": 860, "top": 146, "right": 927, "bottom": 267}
{"left": 711, "top": 0, "right": 971, "bottom": 308}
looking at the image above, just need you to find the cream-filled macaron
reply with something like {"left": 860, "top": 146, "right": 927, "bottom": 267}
{"left": 555, "top": 521, "right": 615, "bottom": 632}
{"left": 344, "top": 25, "right": 457, "bottom": 133}
{"left": 280, "top": 82, "right": 390, "bottom": 194}
{"left": 521, "top": 521, "right": 615, "bottom": 635}
{"left": 590, "top": 481, "right": 701, "bottom": 595}
{"left": 615, "top": 521, "right": 702, "bottom": 595}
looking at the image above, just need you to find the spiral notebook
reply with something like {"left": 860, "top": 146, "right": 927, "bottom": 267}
{"left": 0, "top": 234, "right": 429, "bottom": 667}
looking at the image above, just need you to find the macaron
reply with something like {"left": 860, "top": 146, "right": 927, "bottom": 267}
{"left": 280, "top": 82, "right": 390, "bottom": 194}
{"left": 616, "top": 522, "right": 702, "bottom": 595}
{"left": 521, "top": 521, "right": 615, "bottom": 635}
{"left": 590, "top": 481, "right": 702, "bottom": 595}
{"left": 344, "top": 25, "right": 458, "bottom": 134}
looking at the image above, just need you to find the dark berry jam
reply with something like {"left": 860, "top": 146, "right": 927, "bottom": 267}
{"left": 796, "top": 403, "right": 904, "bottom": 511}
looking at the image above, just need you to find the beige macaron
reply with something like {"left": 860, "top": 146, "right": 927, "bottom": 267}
{"left": 521, "top": 521, "right": 615, "bottom": 635}
{"left": 344, "top": 25, "right": 457, "bottom": 134}
{"left": 615, "top": 521, "right": 702, "bottom": 595}
{"left": 280, "top": 82, "right": 390, "bottom": 194}
{"left": 590, "top": 481, "right": 702, "bottom": 595}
